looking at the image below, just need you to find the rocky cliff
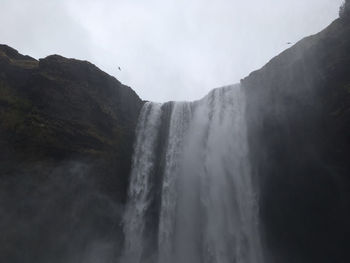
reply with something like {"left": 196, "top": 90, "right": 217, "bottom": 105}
{"left": 242, "top": 18, "right": 350, "bottom": 263}
{"left": 0, "top": 45, "right": 143, "bottom": 262}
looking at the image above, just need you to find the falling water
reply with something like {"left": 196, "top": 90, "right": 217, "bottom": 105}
{"left": 121, "top": 84, "right": 264, "bottom": 263}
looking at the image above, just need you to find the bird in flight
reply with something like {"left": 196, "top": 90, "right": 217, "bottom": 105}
{"left": 118, "top": 66, "right": 121, "bottom": 71}
{"left": 286, "top": 42, "right": 292, "bottom": 45}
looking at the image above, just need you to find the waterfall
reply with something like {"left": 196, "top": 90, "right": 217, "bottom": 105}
{"left": 121, "top": 84, "right": 264, "bottom": 263}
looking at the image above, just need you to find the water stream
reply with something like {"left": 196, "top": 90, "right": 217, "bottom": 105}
{"left": 121, "top": 84, "right": 263, "bottom": 263}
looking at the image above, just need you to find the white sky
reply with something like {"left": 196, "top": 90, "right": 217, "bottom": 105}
{"left": 0, "top": 0, "right": 343, "bottom": 102}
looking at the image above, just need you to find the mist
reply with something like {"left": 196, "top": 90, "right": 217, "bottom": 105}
{"left": 0, "top": 161, "right": 124, "bottom": 263}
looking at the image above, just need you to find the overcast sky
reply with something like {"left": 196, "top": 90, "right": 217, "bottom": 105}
{"left": 0, "top": 0, "right": 343, "bottom": 102}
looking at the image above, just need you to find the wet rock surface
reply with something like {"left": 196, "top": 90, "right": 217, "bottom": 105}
{"left": 242, "top": 18, "right": 350, "bottom": 263}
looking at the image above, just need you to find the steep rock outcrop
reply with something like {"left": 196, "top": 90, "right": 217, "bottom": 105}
{"left": 242, "top": 18, "right": 350, "bottom": 263}
{"left": 0, "top": 45, "right": 143, "bottom": 262}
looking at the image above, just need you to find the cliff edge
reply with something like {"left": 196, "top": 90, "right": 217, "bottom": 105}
{"left": 242, "top": 18, "right": 350, "bottom": 263}
{"left": 0, "top": 44, "right": 143, "bottom": 262}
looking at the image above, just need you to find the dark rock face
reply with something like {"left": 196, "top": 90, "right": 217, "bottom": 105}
{"left": 242, "top": 19, "right": 350, "bottom": 263}
{"left": 0, "top": 45, "right": 143, "bottom": 262}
